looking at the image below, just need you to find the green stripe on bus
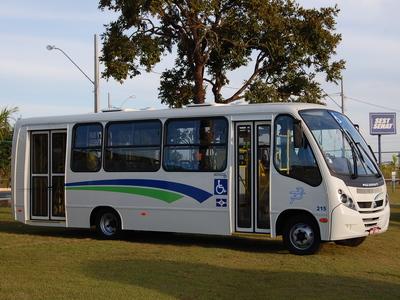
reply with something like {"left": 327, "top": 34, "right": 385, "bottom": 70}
{"left": 66, "top": 186, "right": 184, "bottom": 203}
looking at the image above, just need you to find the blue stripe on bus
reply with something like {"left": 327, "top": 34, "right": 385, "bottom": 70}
{"left": 65, "top": 179, "right": 213, "bottom": 203}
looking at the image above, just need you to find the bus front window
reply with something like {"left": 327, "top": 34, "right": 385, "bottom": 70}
{"left": 300, "top": 110, "right": 380, "bottom": 178}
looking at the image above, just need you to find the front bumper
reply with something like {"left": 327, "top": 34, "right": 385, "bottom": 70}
{"left": 329, "top": 203, "right": 390, "bottom": 241}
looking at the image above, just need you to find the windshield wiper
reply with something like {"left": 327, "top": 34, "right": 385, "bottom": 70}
{"left": 344, "top": 129, "right": 381, "bottom": 178}
{"left": 344, "top": 129, "right": 363, "bottom": 160}
{"left": 339, "top": 128, "right": 358, "bottom": 178}
{"left": 357, "top": 142, "right": 382, "bottom": 178}
{"left": 368, "top": 144, "right": 378, "bottom": 163}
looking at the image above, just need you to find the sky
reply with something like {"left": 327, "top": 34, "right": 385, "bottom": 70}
{"left": 0, "top": 0, "right": 399, "bottom": 160}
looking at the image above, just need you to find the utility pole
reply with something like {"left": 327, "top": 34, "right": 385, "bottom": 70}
{"left": 378, "top": 135, "right": 382, "bottom": 165}
{"left": 340, "top": 77, "right": 344, "bottom": 114}
{"left": 94, "top": 34, "right": 100, "bottom": 113}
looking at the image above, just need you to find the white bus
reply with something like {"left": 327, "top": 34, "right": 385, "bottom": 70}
{"left": 11, "top": 103, "right": 390, "bottom": 255}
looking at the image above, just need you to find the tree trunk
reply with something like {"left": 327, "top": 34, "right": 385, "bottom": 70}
{"left": 193, "top": 62, "right": 205, "bottom": 104}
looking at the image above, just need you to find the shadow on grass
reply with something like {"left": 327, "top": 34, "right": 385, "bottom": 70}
{"left": 2, "top": 204, "right": 399, "bottom": 255}
{"left": 0, "top": 219, "right": 285, "bottom": 254}
{"left": 82, "top": 258, "right": 400, "bottom": 299}
{"left": 123, "top": 230, "right": 285, "bottom": 254}
{"left": 0, "top": 220, "right": 93, "bottom": 239}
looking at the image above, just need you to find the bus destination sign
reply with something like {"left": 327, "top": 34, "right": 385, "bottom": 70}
{"left": 369, "top": 112, "right": 396, "bottom": 135}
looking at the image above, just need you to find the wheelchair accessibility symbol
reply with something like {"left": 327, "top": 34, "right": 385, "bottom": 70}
{"left": 214, "top": 179, "right": 227, "bottom": 195}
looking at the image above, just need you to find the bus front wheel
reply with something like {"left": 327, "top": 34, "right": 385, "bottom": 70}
{"left": 283, "top": 216, "right": 321, "bottom": 255}
{"left": 95, "top": 209, "right": 121, "bottom": 239}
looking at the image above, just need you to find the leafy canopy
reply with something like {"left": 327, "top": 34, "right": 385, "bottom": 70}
{"left": 99, "top": 0, "right": 344, "bottom": 107}
{"left": 0, "top": 107, "right": 17, "bottom": 184}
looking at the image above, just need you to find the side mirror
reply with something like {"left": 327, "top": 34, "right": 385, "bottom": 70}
{"left": 293, "top": 120, "right": 304, "bottom": 148}
{"left": 354, "top": 124, "right": 360, "bottom": 132}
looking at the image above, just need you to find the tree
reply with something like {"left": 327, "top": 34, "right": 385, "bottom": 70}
{"left": 0, "top": 107, "right": 17, "bottom": 140}
{"left": 392, "top": 154, "right": 398, "bottom": 169}
{"left": 99, "top": 0, "right": 344, "bottom": 107}
{"left": 0, "top": 107, "right": 17, "bottom": 187}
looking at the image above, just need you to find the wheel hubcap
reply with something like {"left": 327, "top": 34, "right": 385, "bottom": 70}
{"left": 289, "top": 223, "right": 314, "bottom": 250}
{"left": 100, "top": 213, "right": 117, "bottom": 236}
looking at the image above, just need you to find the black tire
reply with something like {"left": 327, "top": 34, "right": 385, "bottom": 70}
{"left": 335, "top": 237, "right": 366, "bottom": 247}
{"left": 95, "top": 209, "right": 121, "bottom": 239}
{"left": 283, "top": 215, "right": 321, "bottom": 255}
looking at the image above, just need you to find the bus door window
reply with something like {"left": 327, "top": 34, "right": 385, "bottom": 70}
{"left": 256, "top": 124, "right": 270, "bottom": 229}
{"left": 237, "top": 125, "right": 252, "bottom": 228}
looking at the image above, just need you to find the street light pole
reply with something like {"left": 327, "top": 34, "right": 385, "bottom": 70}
{"left": 94, "top": 34, "right": 100, "bottom": 113}
{"left": 47, "top": 34, "right": 100, "bottom": 113}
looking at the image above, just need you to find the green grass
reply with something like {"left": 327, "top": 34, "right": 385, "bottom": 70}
{"left": 1, "top": 193, "right": 400, "bottom": 300}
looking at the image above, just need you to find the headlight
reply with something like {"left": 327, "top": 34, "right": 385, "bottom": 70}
{"left": 339, "top": 192, "right": 357, "bottom": 210}
{"left": 385, "top": 193, "right": 389, "bottom": 207}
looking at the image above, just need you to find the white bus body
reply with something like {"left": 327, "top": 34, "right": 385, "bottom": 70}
{"left": 11, "top": 103, "right": 390, "bottom": 254}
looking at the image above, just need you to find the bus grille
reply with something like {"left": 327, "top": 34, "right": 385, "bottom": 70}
{"left": 358, "top": 199, "right": 385, "bottom": 232}
{"left": 357, "top": 200, "right": 384, "bottom": 209}
{"left": 362, "top": 217, "right": 380, "bottom": 231}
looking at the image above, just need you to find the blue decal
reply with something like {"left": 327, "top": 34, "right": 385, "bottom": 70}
{"left": 290, "top": 187, "right": 305, "bottom": 204}
{"left": 65, "top": 179, "right": 212, "bottom": 203}
{"left": 216, "top": 198, "right": 227, "bottom": 208}
{"left": 214, "top": 179, "right": 227, "bottom": 195}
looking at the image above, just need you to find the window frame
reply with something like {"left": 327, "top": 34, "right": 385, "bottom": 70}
{"left": 163, "top": 116, "right": 229, "bottom": 172}
{"left": 70, "top": 122, "right": 103, "bottom": 173}
{"left": 104, "top": 119, "right": 162, "bottom": 172}
{"left": 273, "top": 114, "right": 322, "bottom": 187}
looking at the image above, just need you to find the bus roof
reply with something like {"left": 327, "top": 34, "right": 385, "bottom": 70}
{"left": 16, "top": 102, "right": 327, "bottom": 126}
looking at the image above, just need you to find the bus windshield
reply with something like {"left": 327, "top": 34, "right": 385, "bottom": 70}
{"left": 300, "top": 109, "right": 380, "bottom": 178}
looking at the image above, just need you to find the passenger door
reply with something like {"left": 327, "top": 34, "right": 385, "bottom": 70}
{"left": 235, "top": 122, "right": 271, "bottom": 233}
{"left": 31, "top": 130, "right": 67, "bottom": 220}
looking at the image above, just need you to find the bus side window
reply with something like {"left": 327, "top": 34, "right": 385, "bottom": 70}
{"left": 71, "top": 123, "right": 103, "bottom": 172}
{"left": 163, "top": 117, "right": 228, "bottom": 172}
{"left": 104, "top": 120, "right": 161, "bottom": 172}
{"left": 273, "top": 115, "right": 322, "bottom": 186}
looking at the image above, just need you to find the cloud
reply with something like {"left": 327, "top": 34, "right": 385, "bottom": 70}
{"left": 339, "top": 32, "right": 400, "bottom": 81}
{"left": 0, "top": 58, "right": 89, "bottom": 81}
{"left": 0, "top": 3, "right": 106, "bottom": 23}
{"left": 0, "top": 100, "right": 92, "bottom": 119}
{"left": 0, "top": 33, "right": 96, "bottom": 82}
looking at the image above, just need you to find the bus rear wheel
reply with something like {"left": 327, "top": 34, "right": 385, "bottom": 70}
{"left": 283, "top": 216, "right": 321, "bottom": 255}
{"left": 335, "top": 237, "right": 366, "bottom": 247}
{"left": 95, "top": 209, "right": 121, "bottom": 239}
